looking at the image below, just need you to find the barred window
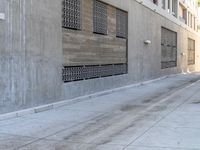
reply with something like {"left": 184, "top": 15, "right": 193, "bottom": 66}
{"left": 116, "top": 9, "right": 128, "bottom": 38}
{"left": 93, "top": 0, "right": 107, "bottom": 35}
{"left": 188, "top": 38, "right": 195, "bottom": 65}
{"left": 153, "top": 0, "right": 158, "bottom": 5}
{"left": 62, "top": 0, "right": 81, "bottom": 30}
{"left": 161, "top": 27, "right": 177, "bottom": 69}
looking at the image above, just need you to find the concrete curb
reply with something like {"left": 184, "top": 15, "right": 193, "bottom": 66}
{"left": 0, "top": 73, "right": 180, "bottom": 121}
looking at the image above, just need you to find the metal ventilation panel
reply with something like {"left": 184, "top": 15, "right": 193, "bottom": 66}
{"left": 62, "top": 64, "right": 127, "bottom": 82}
{"left": 93, "top": 0, "right": 107, "bottom": 34}
{"left": 62, "top": 0, "right": 81, "bottom": 30}
{"left": 116, "top": 9, "right": 127, "bottom": 38}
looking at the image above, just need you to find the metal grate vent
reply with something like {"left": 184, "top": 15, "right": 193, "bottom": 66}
{"left": 116, "top": 9, "right": 127, "bottom": 38}
{"left": 93, "top": 0, "right": 107, "bottom": 35}
{"left": 161, "top": 27, "right": 177, "bottom": 69}
{"left": 62, "top": 0, "right": 81, "bottom": 30}
{"left": 62, "top": 64, "right": 127, "bottom": 82}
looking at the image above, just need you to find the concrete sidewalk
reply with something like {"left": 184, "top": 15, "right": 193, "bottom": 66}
{"left": 1, "top": 73, "right": 200, "bottom": 150}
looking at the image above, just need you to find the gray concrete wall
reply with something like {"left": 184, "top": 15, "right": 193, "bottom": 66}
{"left": 0, "top": 0, "right": 63, "bottom": 114}
{"left": 0, "top": 0, "right": 200, "bottom": 114}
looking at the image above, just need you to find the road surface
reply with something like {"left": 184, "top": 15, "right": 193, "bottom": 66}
{"left": 1, "top": 73, "right": 200, "bottom": 150}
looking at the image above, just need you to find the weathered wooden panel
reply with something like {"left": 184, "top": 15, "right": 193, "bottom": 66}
{"left": 62, "top": 0, "right": 127, "bottom": 66}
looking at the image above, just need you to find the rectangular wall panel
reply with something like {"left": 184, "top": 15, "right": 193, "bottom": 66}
{"left": 62, "top": 0, "right": 128, "bottom": 83}
{"left": 188, "top": 38, "right": 195, "bottom": 65}
{"left": 161, "top": 27, "right": 177, "bottom": 69}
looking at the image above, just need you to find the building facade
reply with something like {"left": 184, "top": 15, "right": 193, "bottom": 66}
{"left": 150, "top": 0, "right": 199, "bottom": 31}
{"left": 0, "top": 0, "right": 199, "bottom": 114}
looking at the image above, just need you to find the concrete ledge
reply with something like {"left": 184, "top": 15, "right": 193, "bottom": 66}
{"left": 0, "top": 73, "right": 179, "bottom": 121}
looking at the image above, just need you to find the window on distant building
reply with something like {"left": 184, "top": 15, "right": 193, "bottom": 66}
{"left": 62, "top": 0, "right": 81, "bottom": 30}
{"left": 188, "top": 12, "right": 190, "bottom": 27}
{"left": 188, "top": 38, "right": 195, "bottom": 65}
{"left": 153, "top": 0, "right": 158, "bottom": 5}
{"left": 168, "top": 0, "right": 170, "bottom": 13}
{"left": 161, "top": 27, "right": 177, "bottom": 69}
{"left": 162, "top": 0, "right": 165, "bottom": 9}
{"left": 93, "top": 0, "right": 108, "bottom": 35}
{"left": 179, "top": 5, "right": 187, "bottom": 24}
{"left": 190, "top": 14, "right": 193, "bottom": 28}
{"left": 116, "top": 9, "right": 128, "bottom": 38}
{"left": 188, "top": 12, "right": 193, "bottom": 28}
{"left": 172, "top": 0, "right": 178, "bottom": 17}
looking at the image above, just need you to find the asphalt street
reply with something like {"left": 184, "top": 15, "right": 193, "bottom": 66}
{"left": 1, "top": 73, "right": 200, "bottom": 150}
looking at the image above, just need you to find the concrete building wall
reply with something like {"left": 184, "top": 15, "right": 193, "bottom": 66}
{"left": 0, "top": 0, "right": 63, "bottom": 114}
{"left": 0, "top": 0, "right": 200, "bottom": 114}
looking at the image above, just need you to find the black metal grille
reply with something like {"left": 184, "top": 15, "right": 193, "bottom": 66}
{"left": 62, "top": 64, "right": 127, "bottom": 82}
{"left": 188, "top": 38, "right": 195, "bottom": 65}
{"left": 161, "top": 61, "right": 177, "bottom": 69}
{"left": 161, "top": 27, "right": 177, "bottom": 69}
{"left": 93, "top": 0, "right": 107, "bottom": 35}
{"left": 62, "top": 0, "right": 81, "bottom": 30}
{"left": 116, "top": 9, "right": 127, "bottom": 38}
